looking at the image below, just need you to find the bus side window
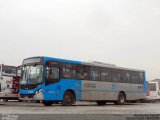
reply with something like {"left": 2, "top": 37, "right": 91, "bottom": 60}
{"left": 101, "top": 72, "right": 108, "bottom": 82}
{"left": 131, "top": 72, "right": 139, "bottom": 84}
{"left": 90, "top": 67, "right": 100, "bottom": 81}
{"left": 62, "top": 64, "right": 76, "bottom": 79}
{"left": 124, "top": 71, "right": 131, "bottom": 83}
{"left": 63, "top": 67, "right": 71, "bottom": 78}
{"left": 117, "top": 73, "right": 122, "bottom": 82}
{"left": 101, "top": 68, "right": 111, "bottom": 82}
{"left": 46, "top": 67, "right": 60, "bottom": 85}
{"left": 139, "top": 72, "right": 144, "bottom": 84}
{"left": 76, "top": 67, "right": 81, "bottom": 79}
{"left": 112, "top": 73, "right": 117, "bottom": 82}
{"left": 76, "top": 65, "right": 84, "bottom": 80}
{"left": 111, "top": 70, "right": 121, "bottom": 83}
{"left": 91, "top": 71, "right": 98, "bottom": 81}
{"left": 82, "top": 65, "right": 90, "bottom": 80}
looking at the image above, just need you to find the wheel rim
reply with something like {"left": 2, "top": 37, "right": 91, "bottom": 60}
{"left": 65, "top": 94, "right": 72, "bottom": 103}
{"left": 120, "top": 95, "right": 125, "bottom": 104}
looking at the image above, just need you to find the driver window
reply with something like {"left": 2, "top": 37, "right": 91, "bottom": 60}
{"left": 46, "top": 67, "right": 60, "bottom": 85}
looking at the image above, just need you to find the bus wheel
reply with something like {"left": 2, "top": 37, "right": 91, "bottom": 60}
{"left": 42, "top": 101, "right": 53, "bottom": 106}
{"left": 96, "top": 101, "right": 106, "bottom": 106}
{"left": 115, "top": 92, "right": 126, "bottom": 105}
{"left": 62, "top": 91, "right": 75, "bottom": 106}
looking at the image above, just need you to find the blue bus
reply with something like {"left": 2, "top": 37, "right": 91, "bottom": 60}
{"left": 19, "top": 56, "right": 146, "bottom": 106}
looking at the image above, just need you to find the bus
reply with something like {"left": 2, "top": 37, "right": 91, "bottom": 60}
{"left": 19, "top": 56, "right": 146, "bottom": 106}
{"left": 0, "top": 64, "right": 21, "bottom": 102}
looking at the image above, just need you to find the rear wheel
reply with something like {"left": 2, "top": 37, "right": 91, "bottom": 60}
{"left": 96, "top": 101, "right": 106, "bottom": 106}
{"left": 42, "top": 101, "right": 53, "bottom": 106}
{"left": 62, "top": 91, "right": 75, "bottom": 106}
{"left": 115, "top": 92, "right": 126, "bottom": 105}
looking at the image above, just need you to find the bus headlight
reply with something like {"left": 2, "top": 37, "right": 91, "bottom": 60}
{"left": 35, "top": 89, "right": 42, "bottom": 95}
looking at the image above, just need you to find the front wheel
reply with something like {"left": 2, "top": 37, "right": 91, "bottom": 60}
{"left": 62, "top": 91, "right": 75, "bottom": 106}
{"left": 42, "top": 101, "right": 53, "bottom": 106}
{"left": 114, "top": 92, "right": 126, "bottom": 105}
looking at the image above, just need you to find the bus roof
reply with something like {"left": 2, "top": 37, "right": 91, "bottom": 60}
{"left": 26, "top": 56, "right": 145, "bottom": 72}
{"left": 83, "top": 61, "right": 144, "bottom": 72}
{"left": 25, "top": 56, "right": 81, "bottom": 65}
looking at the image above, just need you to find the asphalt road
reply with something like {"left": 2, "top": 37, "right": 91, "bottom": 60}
{"left": 0, "top": 101, "right": 160, "bottom": 120}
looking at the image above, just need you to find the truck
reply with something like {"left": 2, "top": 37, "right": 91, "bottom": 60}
{"left": 146, "top": 81, "right": 160, "bottom": 102}
{"left": 0, "top": 64, "right": 21, "bottom": 102}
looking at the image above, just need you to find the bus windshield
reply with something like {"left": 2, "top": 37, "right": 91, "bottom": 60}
{"left": 20, "top": 65, "right": 43, "bottom": 85}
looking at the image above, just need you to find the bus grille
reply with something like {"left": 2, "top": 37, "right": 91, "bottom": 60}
{"left": 20, "top": 94, "right": 34, "bottom": 98}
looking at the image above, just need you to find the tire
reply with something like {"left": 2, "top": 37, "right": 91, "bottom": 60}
{"left": 96, "top": 101, "right": 106, "bottom": 106}
{"left": 115, "top": 92, "right": 126, "bottom": 105}
{"left": 3, "top": 99, "right": 8, "bottom": 102}
{"left": 62, "top": 91, "right": 75, "bottom": 106}
{"left": 42, "top": 101, "right": 53, "bottom": 106}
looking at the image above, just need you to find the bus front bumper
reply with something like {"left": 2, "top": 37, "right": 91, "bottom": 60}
{"left": 19, "top": 92, "right": 44, "bottom": 101}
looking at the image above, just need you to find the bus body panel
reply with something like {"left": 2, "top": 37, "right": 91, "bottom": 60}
{"left": 43, "top": 79, "right": 82, "bottom": 101}
{"left": 81, "top": 80, "right": 145, "bottom": 101}
{"left": 20, "top": 84, "right": 45, "bottom": 100}
{"left": 125, "top": 84, "right": 145, "bottom": 100}
{"left": 20, "top": 80, "right": 146, "bottom": 101}
{"left": 81, "top": 80, "right": 117, "bottom": 100}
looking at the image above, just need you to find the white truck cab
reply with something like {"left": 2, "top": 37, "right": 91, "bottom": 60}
{"left": 0, "top": 64, "right": 20, "bottom": 102}
{"left": 146, "top": 81, "right": 160, "bottom": 102}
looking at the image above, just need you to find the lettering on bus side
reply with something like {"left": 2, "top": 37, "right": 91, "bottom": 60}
{"left": 84, "top": 83, "right": 96, "bottom": 88}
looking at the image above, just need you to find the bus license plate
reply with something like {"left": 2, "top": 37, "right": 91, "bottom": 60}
{"left": 25, "top": 96, "right": 28, "bottom": 99}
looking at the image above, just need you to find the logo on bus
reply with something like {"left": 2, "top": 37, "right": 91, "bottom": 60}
{"left": 84, "top": 83, "right": 96, "bottom": 88}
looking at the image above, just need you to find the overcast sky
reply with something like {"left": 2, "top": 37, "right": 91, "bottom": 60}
{"left": 0, "top": 0, "right": 160, "bottom": 80}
